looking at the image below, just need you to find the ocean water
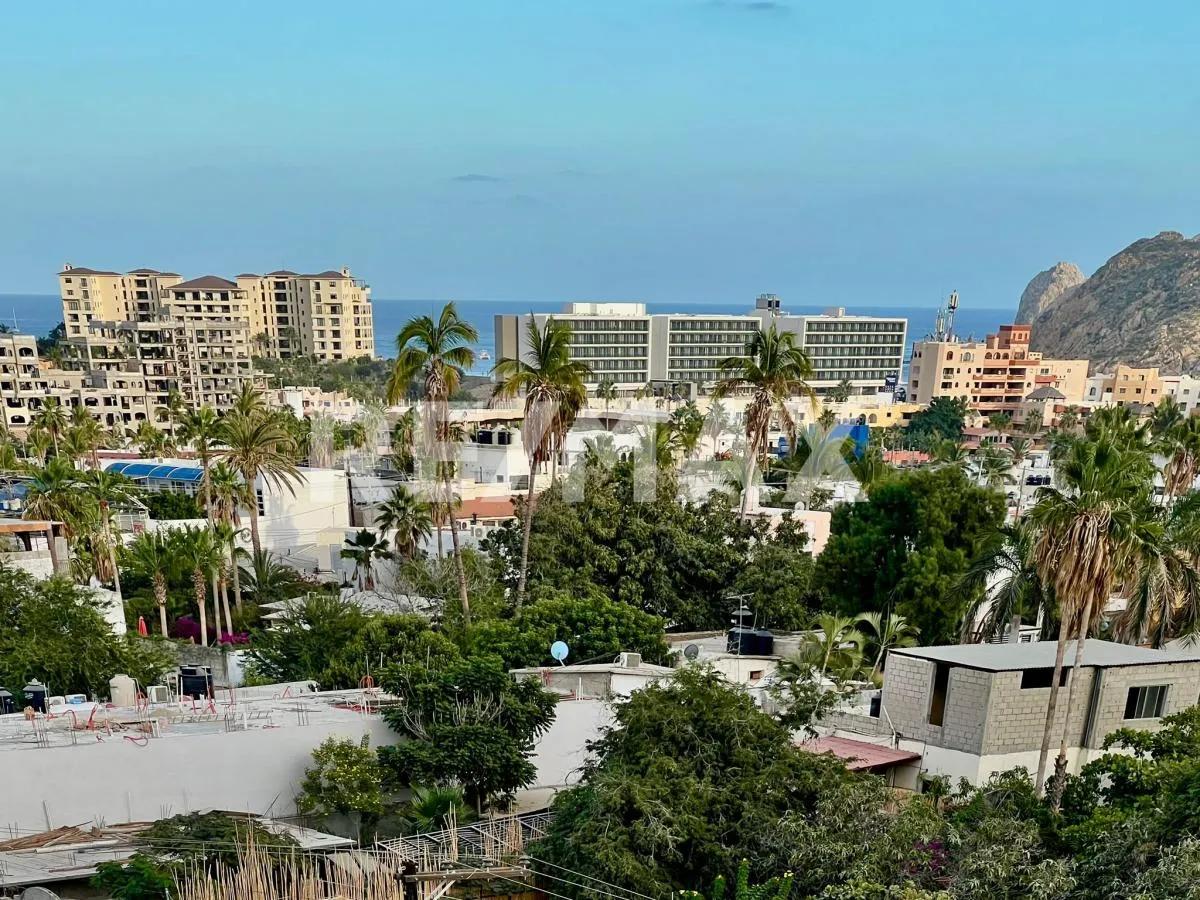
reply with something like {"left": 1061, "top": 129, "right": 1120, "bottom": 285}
{"left": 0, "top": 293, "right": 1014, "bottom": 375}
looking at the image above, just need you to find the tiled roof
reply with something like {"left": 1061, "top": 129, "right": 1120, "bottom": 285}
{"left": 800, "top": 736, "right": 922, "bottom": 771}
{"left": 303, "top": 270, "right": 348, "bottom": 279}
{"left": 454, "top": 496, "right": 516, "bottom": 520}
{"left": 59, "top": 267, "right": 120, "bottom": 276}
{"left": 169, "top": 275, "right": 239, "bottom": 291}
{"left": 265, "top": 270, "right": 299, "bottom": 277}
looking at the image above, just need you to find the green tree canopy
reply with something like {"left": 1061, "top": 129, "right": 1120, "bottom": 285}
{"left": 813, "top": 465, "right": 1006, "bottom": 644}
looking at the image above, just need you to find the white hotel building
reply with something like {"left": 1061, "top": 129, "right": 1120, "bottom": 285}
{"left": 494, "top": 296, "right": 907, "bottom": 396}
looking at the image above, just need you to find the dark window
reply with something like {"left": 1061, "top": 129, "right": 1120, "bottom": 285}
{"left": 1020, "top": 667, "right": 1069, "bottom": 689}
{"left": 1125, "top": 685, "right": 1167, "bottom": 720}
{"left": 928, "top": 662, "right": 951, "bottom": 726}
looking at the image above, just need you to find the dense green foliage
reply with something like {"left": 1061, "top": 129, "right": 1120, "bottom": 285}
{"left": 140, "top": 490, "right": 204, "bottom": 520}
{"left": 483, "top": 464, "right": 816, "bottom": 629}
{"left": 904, "top": 397, "right": 969, "bottom": 449}
{"left": 377, "top": 653, "right": 557, "bottom": 809}
{"left": 814, "top": 466, "right": 1005, "bottom": 643}
{"left": 468, "top": 586, "right": 671, "bottom": 668}
{"left": 536, "top": 668, "right": 1200, "bottom": 900}
{"left": 0, "top": 566, "right": 173, "bottom": 696}
{"left": 298, "top": 736, "right": 386, "bottom": 840}
{"left": 244, "top": 593, "right": 458, "bottom": 689}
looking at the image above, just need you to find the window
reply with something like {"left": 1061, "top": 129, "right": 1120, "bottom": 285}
{"left": 1021, "top": 667, "right": 1068, "bottom": 689}
{"left": 928, "top": 662, "right": 951, "bottom": 726}
{"left": 749, "top": 670, "right": 764, "bottom": 681}
{"left": 1125, "top": 685, "right": 1168, "bottom": 720}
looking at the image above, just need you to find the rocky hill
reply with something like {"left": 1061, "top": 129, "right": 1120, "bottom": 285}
{"left": 1016, "top": 262, "right": 1085, "bottom": 324}
{"left": 1022, "top": 231, "right": 1200, "bottom": 373}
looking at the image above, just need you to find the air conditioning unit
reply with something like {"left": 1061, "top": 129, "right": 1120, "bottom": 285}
{"left": 146, "top": 685, "right": 171, "bottom": 704}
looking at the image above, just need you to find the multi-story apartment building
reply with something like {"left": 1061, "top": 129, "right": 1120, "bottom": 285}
{"left": 57, "top": 263, "right": 375, "bottom": 424}
{"left": 908, "top": 324, "right": 1088, "bottom": 420}
{"left": 1162, "top": 373, "right": 1200, "bottom": 414}
{"left": 237, "top": 268, "right": 375, "bottom": 360}
{"left": 494, "top": 298, "right": 907, "bottom": 396}
{"left": 0, "top": 333, "right": 153, "bottom": 432}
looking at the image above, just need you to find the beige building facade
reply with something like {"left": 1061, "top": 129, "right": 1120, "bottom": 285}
{"left": 908, "top": 324, "right": 1088, "bottom": 420}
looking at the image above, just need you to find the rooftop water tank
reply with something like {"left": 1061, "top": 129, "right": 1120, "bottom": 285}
{"left": 23, "top": 680, "right": 47, "bottom": 713}
{"left": 109, "top": 674, "right": 138, "bottom": 708}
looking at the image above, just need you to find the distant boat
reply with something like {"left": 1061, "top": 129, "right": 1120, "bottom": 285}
{"left": 479, "top": 350, "right": 491, "bottom": 361}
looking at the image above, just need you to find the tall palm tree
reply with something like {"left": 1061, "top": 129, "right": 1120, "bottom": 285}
{"left": 594, "top": 378, "right": 619, "bottom": 429}
{"left": 961, "top": 521, "right": 1055, "bottom": 643}
{"left": 123, "top": 530, "right": 177, "bottom": 636}
{"left": 388, "top": 303, "right": 478, "bottom": 625}
{"left": 1161, "top": 416, "right": 1200, "bottom": 501}
{"left": 177, "top": 526, "right": 223, "bottom": 645}
{"left": 239, "top": 548, "right": 300, "bottom": 604}
{"left": 1027, "top": 435, "right": 1159, "bottom": 801}
{"left": 218, "top": 413, "right": 304, "bottom": 558}
{"left": 211, "top": 520, "right": 242, "bottom": 634}
{"left": 65, "top": 407, "right": 110, "bottom": 469}
{"left": 177, "top": 407, "right": 223, "bottom": 522}
{"left": 81, "top": 469, "right": 139, "bottom": 602}
{"left": 714, "top": 325, "right": 814, "bottom": 519}
{"left": 374, "top": 484, "right": 433, "bottom": 558}
{"left": 855, "top": 612, "right": 919, "bottom": 679}
{"left": 341, "top": 529, "right": 392, "bottom": 591}
{"left": 389, "top": 408, "right": 418, "bottom": 475}
{"left": 1149, "top": 396, "right": 1185, "bottom": 439}
{"left": 308, "top": 412, "right": 338, "bottom": 468}
{"left": 492, "top": 317, "right": 592, "bottom": 614}
{"left": 24, "top": 428, "right": 52, "bottom": 467}
{"left": 1114, "top": 490, "right": 1200, "bottom": 648}
{"left": 930, "top": 437, "right": 969, "bottom": 467}
{"left": 971, "top": 446, "right": 1015, "bottom": 491}
{"left": 23, "top": 456, "right": 87, "bottom": 542}
{"left": 31, "top": 397, "right": 69, "bottom": 456}
{"left": 209, "top": 461, "right": 250, "bottom": 611}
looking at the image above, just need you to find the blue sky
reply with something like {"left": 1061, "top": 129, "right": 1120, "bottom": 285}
{"left": 2, "top": 1, "right": 1198, "bottom": 311}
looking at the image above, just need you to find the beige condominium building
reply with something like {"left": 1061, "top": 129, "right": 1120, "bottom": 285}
{"left": 908, "top": 324, "right": 1088, "bottom": 421}
{"left": 0, "top": 333, "right": 153, "bottom": 432}
{"left": 57, "top": 264, "right": 375, "bottom": 426}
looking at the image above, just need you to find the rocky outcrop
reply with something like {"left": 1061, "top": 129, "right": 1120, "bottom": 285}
{"left": 1016, "top": 262, "right": 1085, "bottom": 324}
{"left": 1025, "top": 232, "right": 1200, "bottom": 373}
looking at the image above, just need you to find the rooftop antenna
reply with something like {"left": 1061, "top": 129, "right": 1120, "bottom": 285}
{"left": 945, "top": 290, "right": 959, "bottom": 341}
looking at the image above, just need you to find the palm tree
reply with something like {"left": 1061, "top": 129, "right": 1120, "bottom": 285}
{"left": 65, "top": 407, "right": 110, "bottom": 469}
{"left": 23, "top": 455, "right": 87, "bottom": 541}
{"left": 177, "top": 407, "right": 223, "bottom": 522}
{"left": 341, "top": 529, "right": 392, "bottom": 591}
{"left": 961, "top": 521, "right": 1055, "bottom": 643}
{"left": 308, "top": 412, "right": 337, "bottom": 468}
{"left": 134, "top": 421, "right": 168, "bottom": 458}
{"left": 399, "top": 785, "right": 476, "bottom": 835}
{"left": 387, "top": 303, "right": 478, "bottom": 626}
{"left": 1113, "top": 491, "right": 1200, "bottom": 648}
{"left": 24, "top": 428, "right": 52, "bottom": 467}
{"left": 714, "top": 325, "right": 814, "bottom": 519}
{"left": 580, "top": 433, "right": 619, "bottom": 471}
{"left": 1161, "top": 416, "right": 1200, "bottom": 501}
{"left": 1150, "top": 396, "right": 1185, "bottom": 438}
{"left": 792, "top": 614, "right": 868, "bottom": 681}
{"left": 388, "top": 408, "right": 417, "bottom": 475}
{"left": 177, "top": 526, "right": 223, "bottom": 645}
{"left": 930, "top": 437, "right": 969, "bottom": 467}
{"left": 972, "top": 446, "right": 1015, "bottom": 491}
{"left": 211, "top": 519, "right": 242, "bottom": 634}
{"left": 594, "top": 378, "right": 619, "bottom": 429}
{"left": 231, "top": 384, "right": 267, "bottom": 419}
{"left": 165, "top": 389, "right": 186, "bottom": 442}
{"left": 856, "top": 612, "right": 919, "bottom": 679}
{"left": 374, "top": 485, "right": 433, "bottom": 558}
{"left": 239, "top": 548, "right": 300, "bottom": 604}
{"left": 492, "top": 317, "right": 592, "bottom": 614}
{"left": 1027, "top": 434, "right": 1159, "bottom": 801}
{"left": 218, "top": 413, "right": 304, "bottom": 558}
{"left": 31, "top": 397, "right": 69, "bottom": 456}
{"left": 123, "top": 530, "right": 177, "bottom": 636}
{"left": 81, "top": 469, "right": 139, "bottom": 602}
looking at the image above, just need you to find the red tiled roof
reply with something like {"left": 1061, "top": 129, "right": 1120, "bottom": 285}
{"left": 799, "top": 736, "right": 921, "bottom": 771}
{"left": 882, "top": 449, "right": 929, "bottom": 465}
{"left": 455, "top": 496, "right": 516, "bottom": 520}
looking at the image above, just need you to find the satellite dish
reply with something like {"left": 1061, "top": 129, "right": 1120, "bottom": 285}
{"left": 550, "top": 641, "right": 569, "bottom": 664}
{"left": 683, "top": 644, "right": 700, "bottom": 661}
{"left": 22, "top": 888, "right": 63, "bottom": 900}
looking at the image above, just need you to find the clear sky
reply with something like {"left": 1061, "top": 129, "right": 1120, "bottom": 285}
{"left": 2, "top": 1, "right": 1198, "bottom": 310}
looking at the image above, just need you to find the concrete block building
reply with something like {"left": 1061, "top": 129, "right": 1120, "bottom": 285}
{"left": 876, "top": 640, "right": 1200, "bottom": 785}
